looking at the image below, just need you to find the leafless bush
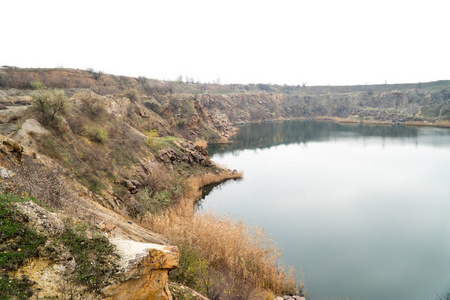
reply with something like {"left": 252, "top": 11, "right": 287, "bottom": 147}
{"left": 0, "top": 72, "right": 6, "bottom": 88}
{"left": 2, "top": 156, "right": 70, "bottom": 209}
{"left": 137, "top": 160, "right": 170, "bottom": 192}
{"left": 123, "top": 88, "right": 140, "bottom": 102}
{"left": 143, "top": 98, "right": 162, "bottom": 114}
{"left": 77, "top": 91, "right": 108, "bottom": 120}
{"left": 31, "top": 90, "right": 70, "bottom": 126}
{"left": 3, "top": 71, "right": 32, "bottom": 89}
{"left": 86, "top": 68, "right": 104, "bottom": 80}
{"left": 67, "top": 115, "right": 86, "bottom": 135}
{"left": 143, "top": 80, "right": 174, "bottom": 96}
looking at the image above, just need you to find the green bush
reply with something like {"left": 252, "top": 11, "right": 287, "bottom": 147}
{"left": 144, "top": 129, "right": 159, "bottom": 147}
{"left": 31, "top": 90, "right": 70, "bottom": 126}
{"left": 0, "top": 194, "right": 46, "bottom": 272}
{"left": 79, "top": 91, "right": 107, "bottom": 119}
{"left": 123, "top": 88, "right": 140, "bottom": 102}
{"left": 0, "top": 274, "right": 34, "bottom": 300}
{"left": 136, "top": 188, "right": 171, "bottom": 217}
{"left": 169, "top": 243, "right": 209, "bottom": 289}
{"left": 84, "top": 126, "right": 109, "bottom": 144}
{"left": 143, "top": 98, "right": 162, "bottom": 114}
{"left": 0, "top": 72, "right": 6, "bottom": 88}
{"left": 30, "top": 81, "right": 46, "bottom": 90}
{"left": 0, "top": 194, "right": 46, "bottom": 299}
{"left": 172, "top": 118, "right": 187, "bottom": 129}
{"left": 60, "top": 223, "right": 119, "bottom": 292}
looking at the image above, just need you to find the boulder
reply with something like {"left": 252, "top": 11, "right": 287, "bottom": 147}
{"left": 3, "top": 138, "right": 23, "bottom": 153}
{"left": 103, "top": 239, "right": 179, "bottom": 300}
{"left": 99, "top": 222, "right": 117, "bottom": 234}
{"left": 14, "top": 201, "right": 65, "bottom": 237}
{"left": 158, "top": 147, "right": 178, "bottom": 163}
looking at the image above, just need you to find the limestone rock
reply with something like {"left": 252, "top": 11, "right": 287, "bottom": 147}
{"left": 20, "top": 118, "right": 51, "bottom": 136}
{"left": 0, "top": 166, "right": 14, "bottom": 178}
{"left": 0, "top": 106, "right": 28, "bottom": 123}
{"left": 0, "top": 136, "right": 24, "bottom": 161}
{"left": 2, "top": 137, "right": 23, "bottom": 153}
{"left": 158, "top": 147, "right": 178, "bottom": 163}
{"left": 275, "top": 295, "right": 306, "bottom": 300}
{"left": 158, "top": 145, "right": 212, "bottom": 167}
{"left": 12, "top": 258, "right": 68, "bottom": 298}
{"left": 102, "top": 239, "right": 179, "bottom": 300}
{"left": 10, "top": 118, "right": 50, "bottom": 149}
{"left": 100, "top": 222, "right": 117, "bottom": 233}
{"left": 14, "top": 201, "right": 65, "bottom": 237}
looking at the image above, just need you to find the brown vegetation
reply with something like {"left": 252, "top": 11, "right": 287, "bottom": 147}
{"left": 194, "top": 139, "right": 208, "bottom": 149}
{"left": 0, "top": 154, "right": 72, "bottom": 209}
{"left": 141, "top": 171, "right": 302, "bottom": 299}
{"left": 404, "top": 121, "right": 433, "bottom": 126}
{"left": 434, "top": 121, "right": 450, "bottom": 128}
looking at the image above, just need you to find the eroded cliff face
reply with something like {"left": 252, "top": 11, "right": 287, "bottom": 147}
{"left": 103, "top": 239, "right": 179, "bottom": 300}
{"left": 0, "top": 137, "right": 180, "bottom": 300}
{"left": 1, "top": 70, "right": 448, "bottom": 300}
{"left": 4, "top": 194, "right": 180, "bottom": 300}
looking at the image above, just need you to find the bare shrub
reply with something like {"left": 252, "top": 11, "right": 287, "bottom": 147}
{"left": 78, "top": 91, "right": 107, "bottom": 119}
{"left": 123, "top": 88, "right": 140, "bottom": 102}
{"left": 87, "top": 68, "right": 104, "bottom": 80}
{"left": 2, "top": 156, "right": 70, "bottom": 209}
{"left": 143, "top": 98, "right": 162, "bottom": 114}
{"left": 67, "top": 115, "right": 86, "bottom": 135}
{"left": 0, "top": 72, "right": 5, "bottom": 88}
{"left": 31, "top": 90, "right": 70, "bottom": 126}
{"left": 137, "top": 160, "right": 170, "bottom": 192}
{"left": 143, "top": 80, "right": 174, "bottom": 96}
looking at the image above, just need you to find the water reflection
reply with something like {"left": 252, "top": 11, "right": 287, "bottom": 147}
{"left": 203, "top": 120, "right": 450, "bottom": 300}
{"left": 208, "top": 120, "right": 426, "bottom": 156}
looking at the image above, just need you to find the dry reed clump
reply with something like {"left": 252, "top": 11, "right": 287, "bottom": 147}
{"left": 404, "top": 121, "right": 432, "bottom": 126}
{"left": 145, "top": 201, "right": 301, "bottom": 297}
{"left": 434, "top": 121, "right": 450, "bottom": 128}
{"left": 191, "top": 172, "right": 242, "bottom": 193}
{"left": 314, "top": 116, "right": 358, "bottom": 124}
{"left": 194, "top": 139, "right": 208, "bottom": 149}
{"left": 142, "top": 173, "right": 301, "bottom": 298}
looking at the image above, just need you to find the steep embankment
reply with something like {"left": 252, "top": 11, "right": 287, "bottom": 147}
{"left": 0, "top": 67, "right": 449, "bottom": 299}
{"left": 0, "top": 79, "right": 245, "bottom": 298}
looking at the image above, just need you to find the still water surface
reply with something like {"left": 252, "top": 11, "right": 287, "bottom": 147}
{"left": 201, "top": 120, "right": 450, "bottom": 300}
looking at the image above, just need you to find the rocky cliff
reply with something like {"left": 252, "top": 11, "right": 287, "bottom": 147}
{"left": 0, "top": 68, "right": 449, "bottom": 299}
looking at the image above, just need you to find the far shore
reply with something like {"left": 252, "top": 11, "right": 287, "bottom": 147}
{"left": 224, "top": 116, "right": 450, "bottom": 133}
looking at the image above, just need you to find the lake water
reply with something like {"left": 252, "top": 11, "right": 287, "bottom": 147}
{"left": 200, "top": 120, "right": 450, "bottom": 300}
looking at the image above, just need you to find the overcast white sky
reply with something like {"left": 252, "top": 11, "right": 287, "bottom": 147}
{"left": 1, "top": 0, "right": 449, "bottom": 86}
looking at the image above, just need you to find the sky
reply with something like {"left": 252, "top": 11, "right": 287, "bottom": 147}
{"left": 1, "top": 0, "right": 449, "bottom": 86}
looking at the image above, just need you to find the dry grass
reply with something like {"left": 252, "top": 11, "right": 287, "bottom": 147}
{"left": 404, "top": 121, "right": 433, "bottom": 126}
{"left": 434, "top": 121, "right": 450, "bottom": 128}
{"left": 194, "top": 139, "right": 208, "bottom": 149}
{"left": 314, "top": 116, "right": 359, "bottom": 124}
{"left": 314, "top": 116, "right": 394, "bottom": 126}
{"left": 190, "top": 172, "right": 242, "bottom": 194}
{"left": 142, "top": 171, "right": 302, "bottom": 298}
{"left": 360, "top": 119, "right": 391, "bottom": 125}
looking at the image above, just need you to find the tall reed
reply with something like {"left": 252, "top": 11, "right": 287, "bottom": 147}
{"left": 142, "top": 173, "right": 302, "bottom": 298}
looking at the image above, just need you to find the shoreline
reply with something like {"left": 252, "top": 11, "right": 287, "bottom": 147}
{"left": 222, "top": 116, "right": 450, "bottom": 134}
